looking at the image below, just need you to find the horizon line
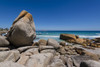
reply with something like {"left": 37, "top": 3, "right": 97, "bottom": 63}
{"left": 36, "top": 30, "right": 100, "bottom": 31}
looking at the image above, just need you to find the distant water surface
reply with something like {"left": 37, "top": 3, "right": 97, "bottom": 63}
{"left": 34, "top": 31, "right": 100, "bottom": 42}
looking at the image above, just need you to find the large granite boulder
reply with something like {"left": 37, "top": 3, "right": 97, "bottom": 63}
{"left": 76, "top": 38, "right": 86, "bottom": 44}
{"left": 7, "top": 10, "right": 36, "bottom": 46}
{"left": 47, "top": 39, "right": 61, "bottom": 49}
{"left": 60, "top": 34, "right": 77, "bottom": 43}
{"left": 60, "top": 34, "right": 88, "bottom": 45}
{"left": 0, "top": 36, "right": 9, "bottom": 47}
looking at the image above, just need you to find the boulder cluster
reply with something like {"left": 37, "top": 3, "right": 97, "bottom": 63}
{"left": 60, "top": 34, "right": 100, "bottom": 48}
{"left": 0, "top": 10, "right": 100, "bottom": 67}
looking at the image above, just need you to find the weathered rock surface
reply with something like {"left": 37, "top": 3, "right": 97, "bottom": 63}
{"left": 18, "top": 46, "right": 37, "bottom": 53}
{"left": 39, "top": 46, "right": 55, "bottom": 51}
{"left": 38, "top": 39, "right": 47, "bottom": 46}
{"left": 48, "top": 56, "right": 66, "bottom": 67}
{"left": 7, "top": 10, "right": 36, "bottom": 46}
{"left": 72, "top": 55, "right": 95, "bottom": 67}
{"left": 0, "top": 50, "right": 20, "bottom": 62}
{"left": 47, "top": 39, "right": 61, "bottom": 49}
{"left": 60, "top": 34, "right": 77, "bottom": 41}
{"left": 75, "top": 48, "right": 99, "bottom": 61}
{"left": 0, "top": 47, "right": 9, "bottom": 51}
{"left": 60, "top": 34, "right": 87, "bottom": 45}
{"left": 25, "top": 48, "right": 39, "bottom": 55}
{"left": 59, "top": 41, "right": 66, "bottom": 46}
{"left": 41, "top": 49, "right": 56, "bottom": 54}
{"left": 0, "top": 36, "right": 9, "bottom": 47}
{"left": 26, "top": 53, "right": 54, "bottom": 67}
{"left": 80, "top": 60, "right": 100, "bottom": 67}
{"left": 0, "top": 61, "right": 25, "bottom": 67}
{"left": 17, "top": 54, "right": 29, "bottom": 65}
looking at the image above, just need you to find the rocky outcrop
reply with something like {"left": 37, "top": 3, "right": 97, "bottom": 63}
{"left": 0, "top": 39, "right": 98, "bottom": 67}
{"left": 7, "top": 10, "right": 36, "bottom": 46}
{"left": 60, "top": 34, "right": 79, "bottom": 43}
{"left": 0, "top": 10, "right": 100, "bottom": 67}
{"left": 60, "top": 34, "right": 77, "bottom": 41}
{"left": 60, "top": 34, "right": 87, "bottom": 44}
{"left": 0, "top": 36, "right": 9, "bottom": 47}
{"left": 60, "top": 34, "right": 100, "bottom": 48}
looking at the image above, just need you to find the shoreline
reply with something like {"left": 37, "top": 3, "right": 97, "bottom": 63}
{"left": 0, "top": 10, "right": 100, "bottom": 67}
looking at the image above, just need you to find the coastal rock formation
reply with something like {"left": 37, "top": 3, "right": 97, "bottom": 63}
{"left": 0, "top": 36, "right": 9, "bottom": 47}
{"left": 0, "top": 10, "right": 100, "bottom": 67}
{"left": 60, "top": 34, "right": 86, "bottom": 44}
{"left": 0, "top": 38, "right": 98, "bottom": 67}
{"left": 60, "top": 34, "right": 95, "bottom": 48}
{"left": 60, "top": 34, "right": 77, "bottom": 43}
{"left": 7, "top": 10, "right": 36, "bottom": 46}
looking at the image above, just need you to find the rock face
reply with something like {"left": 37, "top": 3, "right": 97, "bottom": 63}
{"left": 60, "top": 34, "right": 87, "bottom": 45}
{"left": 48, "top": 56, "right": 66, "bottom": 67}
{"left": 26, "top": 53, "right": 54, "bottom": 67}
{"left": 7, "top": 10, "right": 36, "bottom": 46}
{"left": 38, "top": 39, "right": 47, "bottom": 46}
{"left": 47, "top": 39, "right": 61, "bottom": 49}
{"left": 60, "top": 34, "right": 77, "bottom": 43}
{"left": 80, "top": 60, "right": 100, "bottom": 67}
{"left": 0, "top": 50, "right": 20, "bottom": 62}
{"left": 0, "top": 36, "right": 9, "bottom": 47}
{"left": 0, "top": 61, "right": 25, "bottom": 67}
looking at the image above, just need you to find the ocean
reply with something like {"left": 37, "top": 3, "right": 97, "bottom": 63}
{"left": 35, "top": 31, "right": 100, "bottom": 42}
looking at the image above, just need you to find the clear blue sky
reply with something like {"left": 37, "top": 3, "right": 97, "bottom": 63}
{"left": 0, "top": 0, "right": 100, "bottom": 30}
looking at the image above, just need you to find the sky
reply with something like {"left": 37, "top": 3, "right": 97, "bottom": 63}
{"left": 0, "top": 0, "right": 100, "bottom": 30}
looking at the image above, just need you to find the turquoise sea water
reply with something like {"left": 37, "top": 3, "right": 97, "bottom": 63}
{"left": 35, "top": 31, "right": 100, "bottom": 42}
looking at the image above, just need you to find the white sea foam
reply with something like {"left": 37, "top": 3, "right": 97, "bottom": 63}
{"left": 37, "top": 35, "right": 100, "bottom": 39}
{"left": 79, "top": 35, "right": 100, "bottom": 38}
{"left": 37, "top": 35, "right": 59, "bottom": 38}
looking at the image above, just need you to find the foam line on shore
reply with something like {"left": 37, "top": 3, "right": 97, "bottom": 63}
{"left": 37, "top": 35, "right": 59, "bottom": 38}
{"left": 79, "top": 35, "right": 100, "bottom": 38}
